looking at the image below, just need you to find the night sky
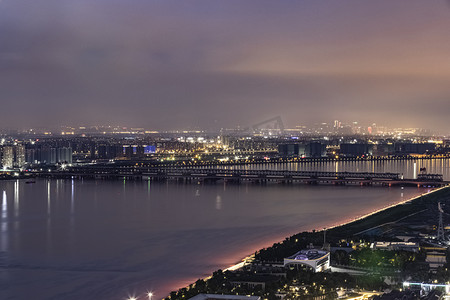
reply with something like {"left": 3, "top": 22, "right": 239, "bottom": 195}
{"left": 1, "top": 1, "right": 449, "bottom": 131}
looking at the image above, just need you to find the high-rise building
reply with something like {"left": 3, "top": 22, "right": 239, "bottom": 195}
{"left": 26, "top": 148, "right": 38, "bottom": 164}
{"left": 394, "top": 143, "right": 436, "bottom": 155}
{"left": 278, "top": 143, "right": 306, "bottom": 157}
{"left": 98, "top": 144, "right": 120, "bottom": 159}
{"left": 306, "top": 142, "right": 326, "bottom": 158}
{"left": 340, "top": 143, "right": 373, "bottom": 157}
{"left": 15, "top": 144, "right": 26, "bottom": 167}
{"left": 56, "top": 147, "right": 72, "bottom": 164}
{"left": 1, "top": 146, "right": 14, "bottom": 169}
{"left": 41, "top": 147, "right": 57, "bottom": 164}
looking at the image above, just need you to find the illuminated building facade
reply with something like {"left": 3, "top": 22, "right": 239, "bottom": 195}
{"left": 1, "top": 146, "right": 14, "bottom": 169}
{"left": 15, "top": 144, "right": 25, "bottom": 167}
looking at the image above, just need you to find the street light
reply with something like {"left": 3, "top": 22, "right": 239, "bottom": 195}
{"left": 148, "top": 292, "right": 153, "bottom": 299}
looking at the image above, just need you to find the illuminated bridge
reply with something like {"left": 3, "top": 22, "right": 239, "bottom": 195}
{"left": 144, "top": 169, "right": 402, "bottom": 180}
{"left": 41, "top": 165, "right": 447, "bottom": 187}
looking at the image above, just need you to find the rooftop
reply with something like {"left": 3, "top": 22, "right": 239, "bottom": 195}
{"left": 286, "top": 249, "right": 328, "bottom": 261}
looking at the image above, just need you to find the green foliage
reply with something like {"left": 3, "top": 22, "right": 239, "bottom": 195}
{"left": 255, "top": 232, "right": 323, "bottom": 262}
{"left": 349, "top": 248, "right": 419, "bottom": 270}
{"left": 331, "top": 250, "right": 350, "bottom": 265}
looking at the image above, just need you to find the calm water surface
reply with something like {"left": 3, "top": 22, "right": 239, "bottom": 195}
{"left": 0, "top": 167, "right": 433, "bottom": 300}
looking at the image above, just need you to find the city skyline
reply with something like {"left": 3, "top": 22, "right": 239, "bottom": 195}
{"left": 0, "top": 1, "right": 449, "bottom": 132}
{"left": 0, "top": 119, "right": 443, "bottom": 137}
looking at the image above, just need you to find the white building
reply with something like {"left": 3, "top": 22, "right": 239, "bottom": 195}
{"left": 284, "top": 249, "right": 330, "bottom": 272}
{"left": 370, "top": 241, "right": 419, "bottom": 252}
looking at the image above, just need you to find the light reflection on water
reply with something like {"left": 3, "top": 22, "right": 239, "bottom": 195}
{"left": 0, "top": 172, "right": 432, "bottom": 300}
{"left": 1, "top": 190, "right": 7, "bottom": 252}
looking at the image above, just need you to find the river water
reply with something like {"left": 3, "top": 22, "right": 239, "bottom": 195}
{"left": 2, "top": 159, "right": 448, "bottom": 300}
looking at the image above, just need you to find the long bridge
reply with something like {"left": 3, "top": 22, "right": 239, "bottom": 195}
{"left": 38, "top": 165, "right": 447, "bottom": 187}
{"left": 139, "top": 169, "right": 445, "bottom": 187}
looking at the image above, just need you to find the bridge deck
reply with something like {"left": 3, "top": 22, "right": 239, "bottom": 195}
{"left": 40, "top": 166, "right": 447, "bottom": 186}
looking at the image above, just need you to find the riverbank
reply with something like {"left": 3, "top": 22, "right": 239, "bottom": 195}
{"left": 328, "top": 185, "right": 449, "bottom": 238}
{"left": 227, "top": 186, "right": 446, "bottom": 271}
{"left": 166, "top": 185, "right": 450, "bottom": 300}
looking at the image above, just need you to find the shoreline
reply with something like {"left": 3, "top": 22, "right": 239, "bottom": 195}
{"left": 167, "top": 185, "right": 449, "bottom": 299}
{"left": 225, "top": 187, "right": 440, "bottom": 269}
{"left": 324, "top": 186, "right": 438, "bottom": 231}
{"left": 229, "top": 187, "right": 441, "bottom": 268}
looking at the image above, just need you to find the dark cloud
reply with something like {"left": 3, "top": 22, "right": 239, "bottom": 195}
{"left": 0, "top": 0, "right": 449, "bottom": 132}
